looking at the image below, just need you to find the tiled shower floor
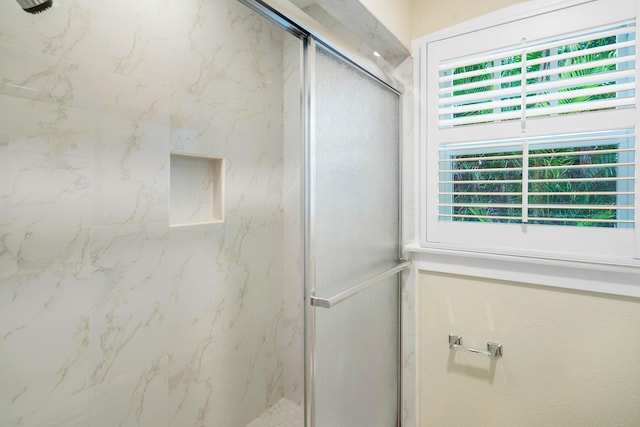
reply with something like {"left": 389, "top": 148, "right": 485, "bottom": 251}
{"left": 246, "top": 398, "right": 303, "bottom": 427}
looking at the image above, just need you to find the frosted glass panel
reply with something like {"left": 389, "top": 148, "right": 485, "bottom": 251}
{"left": 313, "top": 46, "right": 400, "bottom": 427}
{"left": 315, "top": 276, "right": 398, "bottom": 427}
{"left": 314, "top": 47, "right": 400, "bottom": 298}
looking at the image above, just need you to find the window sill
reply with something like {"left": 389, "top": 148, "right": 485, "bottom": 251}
{"left": 404, "top": 243, "right": 640, "bottom": 298}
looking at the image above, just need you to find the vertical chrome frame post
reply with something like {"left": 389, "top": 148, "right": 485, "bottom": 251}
{"left": 397, "top": 90, "right": 405, "bottom": 427}
{"left": 303, "top": 36, "right": 317, "bottom": 427}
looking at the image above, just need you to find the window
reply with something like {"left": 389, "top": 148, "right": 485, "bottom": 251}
{"left": 440, "top": 130, "right": 635, "bottom": 228}
{"left": 421, "top": 0, "right": 639, "bottom": 263}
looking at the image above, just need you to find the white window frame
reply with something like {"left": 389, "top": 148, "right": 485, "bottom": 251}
{"left": 410, "top": 0, "right": 640, "bottom": 297}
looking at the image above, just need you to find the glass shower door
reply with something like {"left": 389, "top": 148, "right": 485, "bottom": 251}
{"left": 306, "top": 42, "right": 405, "bottom": 427}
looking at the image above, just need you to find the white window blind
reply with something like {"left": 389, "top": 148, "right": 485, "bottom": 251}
{"left": 423, "top": 0, "right": 640, "bottom": 262}
{"left": 438, "top": 22, "right": 636, "bottom": 128}
{"left": 438, "top": 129, "right": 636, "bottom": 227}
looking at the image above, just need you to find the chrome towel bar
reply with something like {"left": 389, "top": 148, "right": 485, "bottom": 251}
{"left": 310, "top": 260, "right": 412, "bottom": 309}
{"left": 449, "top": 334, "right": 503, "bottom": 360}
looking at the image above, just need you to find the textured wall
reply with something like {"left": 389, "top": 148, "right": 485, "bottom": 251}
{"left": 418, "top": 272, "right": 640, "bottom": 427}
{"left": 0, "top": 0, "right": 300, "bottom": 425}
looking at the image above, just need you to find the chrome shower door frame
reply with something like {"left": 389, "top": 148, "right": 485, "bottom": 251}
{"left": 235, "top": 2, "right": 406, "bottom": 426}
{"left": 305, "top": 40, "right": 405, "bottom": 427}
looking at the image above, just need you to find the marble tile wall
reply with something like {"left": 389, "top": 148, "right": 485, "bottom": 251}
{"left": 281, "top": 36, "right": 304, "bottom": 406}
{"left": 395, "top": 56, "right": 417, "bottom": 427}
{"left": 0, "top": 0, "right": 302, "bottom": 425}
{"left": 0, "top": 0, "right": 417, "bottom": 425}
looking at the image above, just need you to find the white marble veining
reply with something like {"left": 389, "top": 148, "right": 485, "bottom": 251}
{"left": 0, "top": 0, "right": 415, "bottom": 425}
{"left": 0, "top": 0, "right": 301, "bottom": 425}
{"left": 281, "top": 35, "right": 304, "bottom": 406}
{"left": 395, "top": 56, "right": 417, "bottom": 427}
{"left": 0, "top": 225, "right": 92, "bottom": 423}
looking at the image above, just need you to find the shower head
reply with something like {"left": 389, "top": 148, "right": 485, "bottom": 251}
{"left": 16, "top": 0, "right": 53, "bottom": 14}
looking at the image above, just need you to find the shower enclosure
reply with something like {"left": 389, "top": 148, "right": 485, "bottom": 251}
{"left": 0, "top": 0, "right": 405, "bottom": 425}
{"left": 243, "top": 1, "right": 407, "bottom": 424}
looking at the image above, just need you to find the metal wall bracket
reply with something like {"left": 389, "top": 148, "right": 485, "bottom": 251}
{"left": 448, "top": 334, "right": 503, "bottom": 360}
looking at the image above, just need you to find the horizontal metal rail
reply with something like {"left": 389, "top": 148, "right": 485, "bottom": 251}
{"left": 449, "top": 334, "right": 503, "bottom": 360}
{"left": 310, "top": 260, "right": 412, "bottom": 309}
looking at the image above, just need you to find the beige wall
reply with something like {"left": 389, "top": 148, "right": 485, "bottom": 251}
{"left": 342, "top": 0, "right": 526, "bottom": 49}
{"left": 411, "top": 0, "right": 527, "bottom": 38}
{"left": 324, "top": 0, "right": 527, "bottom": 54}
{"left": 418, "top": 271, "right": 640, "bottom": 426}
{"left": 401, "top": 1, "right": 640, "bottom": 426}
{"left": 359, "top": 0, "right": 412, "bottom": 48}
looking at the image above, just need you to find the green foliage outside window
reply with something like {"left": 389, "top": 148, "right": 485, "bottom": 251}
{"left": 451, "top": 146, "right": 619, "bottom": 226}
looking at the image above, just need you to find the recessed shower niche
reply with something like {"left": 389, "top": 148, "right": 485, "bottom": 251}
{"left": 170, "top": 152, "right": 224, "bottom": 227}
